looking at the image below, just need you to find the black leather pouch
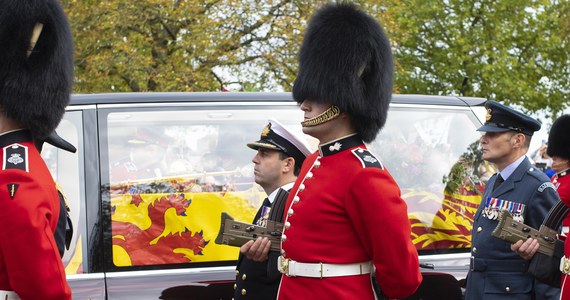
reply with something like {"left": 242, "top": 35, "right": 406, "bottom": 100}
{"left": 527, "top": 239, "right": 564, "bottom": 287}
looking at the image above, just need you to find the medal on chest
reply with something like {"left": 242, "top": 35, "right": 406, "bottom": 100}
{"left": 482, "top": 197, "right": 526, "bottom": 222}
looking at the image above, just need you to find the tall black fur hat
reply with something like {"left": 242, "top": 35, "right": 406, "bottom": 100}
{"left": 0, "top": 0, "right": 74, "bottom": 140}
{"left": 292, "top": 2, "right": 393, "bottom": 143}
{"left": 547, "top": 115, "right": 570, "bottom": 160}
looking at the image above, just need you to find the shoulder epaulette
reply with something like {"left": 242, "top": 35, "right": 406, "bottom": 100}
{"left": 526, "top": 167, "right": 550, "bottom": 181}
{"left": 523, "top": 167, "right": 557, "bottom": 192}
{"left": 2, "top": 143, "right": 29, "bottom": 172}
{"left": 351, "top": 148, "right": 384, "bottom": 169}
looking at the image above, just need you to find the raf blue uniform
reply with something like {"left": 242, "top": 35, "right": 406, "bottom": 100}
{"left": 465, "top": 101, "right": 560, "bottom": 299}
{"left": 466, "top": 158, "right": 559, "bottom": 299}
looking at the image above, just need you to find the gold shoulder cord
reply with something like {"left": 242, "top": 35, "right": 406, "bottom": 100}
{"left": 55, "top": 182, "right": 71, "bottom": 212}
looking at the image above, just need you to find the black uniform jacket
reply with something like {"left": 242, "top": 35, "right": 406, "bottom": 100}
{"left": 234, "top": 187, "right": 289, "bottom": 299}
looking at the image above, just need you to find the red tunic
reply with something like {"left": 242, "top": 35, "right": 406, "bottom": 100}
{"left": 556, "top": 171, "right": 570, "bottom": 231}
{"left": 557, "top": 171, "right": 570, "bottom": 299}
{"left": 277, "top": 135, "right": 421, "bottom": 300}
{"left": 0, "top": 130, "right": 71, "bottom": 300}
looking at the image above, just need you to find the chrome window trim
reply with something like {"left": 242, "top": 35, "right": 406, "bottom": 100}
{"left": 105, "top": 266, "right": 236, "bottom": 279}
{"left": 389, "top": 103, "right": 478, "bottom": 111}
{"left": 65, "top": 104, "right": 97, "bottom": 111}
{"left": 71, "top": 102, "right": 481, "bottom": 112}
{"left": 67, "top": 273, "right": 106, "bottom": 280}
{"left": 97, "top": 101, "right": 298, "bottom": 109}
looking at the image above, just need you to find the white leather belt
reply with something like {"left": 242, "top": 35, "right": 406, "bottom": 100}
{"left": 0, "top": 291, "right": 19, "bottom": 300}
{"left": 561, "top": 256, "right": 570, "bottom": 274}
{"left": 278, "top": 256, "right": 372, "bottom": 278}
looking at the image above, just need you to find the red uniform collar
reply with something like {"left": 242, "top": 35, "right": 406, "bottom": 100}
{"left": 558, "top": 169, "right": 570, "bottom": 178}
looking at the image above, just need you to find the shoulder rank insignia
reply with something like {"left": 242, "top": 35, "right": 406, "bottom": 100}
{"left": 7, "top": 184, "right": 19, "bottom": 199}
{"left": 3, "top": 143, "right": 29, "bottom": 172}
{"left": 351, "top": 148, "right": 384, "bottom": 169}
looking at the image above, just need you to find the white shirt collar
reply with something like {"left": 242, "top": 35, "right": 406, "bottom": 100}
{"left": 267, "top": 182, "right": 294, "bottom": 204}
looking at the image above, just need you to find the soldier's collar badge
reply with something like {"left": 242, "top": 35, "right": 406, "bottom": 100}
{"left": 329, "top": 142, "right": 342, "bottom": 152}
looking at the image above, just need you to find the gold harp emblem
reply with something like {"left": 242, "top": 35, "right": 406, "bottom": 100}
{"left": 486, "top": 108, "right": 492, "bottom": 121}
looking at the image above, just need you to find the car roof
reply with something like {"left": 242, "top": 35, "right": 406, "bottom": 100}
{"left": 70, "top": 92, "right": 487, "bottom": 107}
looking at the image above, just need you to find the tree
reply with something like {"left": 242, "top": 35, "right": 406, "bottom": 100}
{"left": 385, "top": 0, "right": 569, "bottom": 116}
{"left": 62, "top": 0, "right": 320, "bottom": 92}
{"left": 64, "top": 0, "right": 569, "bottom": 116}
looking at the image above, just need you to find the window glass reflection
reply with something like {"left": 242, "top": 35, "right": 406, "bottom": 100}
{"left": 106, "top": 108, "right": 307, "bottom": 267}
{"left": 370, "top": 107, "right": 493, "bottom": 253}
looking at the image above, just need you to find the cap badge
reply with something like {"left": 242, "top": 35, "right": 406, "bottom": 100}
{"left": 261, "top": 123, "right": 271, "bottom": 137}
{"left": 486, "top": 108, "right": 492, "bottom": 121}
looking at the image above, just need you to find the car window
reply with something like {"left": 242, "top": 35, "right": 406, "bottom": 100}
{"left": 101, "top": 106, "right": 312, "bottom": 268}
{"left": 370, "top": 105, "right": 492, "bottom": 254}
{"left": 41, "top": 111, "right": 86, "bottom": 274}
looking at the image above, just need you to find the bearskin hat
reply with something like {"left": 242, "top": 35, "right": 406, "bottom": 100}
{"left": 0, "top": 0, "right": 74, "bottom": 140}
{"left": 292, "top": 2, "right": 393, "bottom": 143}
{"left": 547, "top": 115, "right": 570, "bottom": 160}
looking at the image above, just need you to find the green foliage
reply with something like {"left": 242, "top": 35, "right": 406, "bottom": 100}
{"left": 443, "top": 140, "right": 485, "bottom": 194}
{"left": 62, "top": 0, "right": 319, "bottom": 92}
{"left": 63, "top": 0, "right": 568, "bottom": 115}
{"left": 386, "top": 0, "right": 570, "bottom": 116}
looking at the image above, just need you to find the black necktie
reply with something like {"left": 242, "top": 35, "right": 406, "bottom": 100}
{"left": 492, "top": 174, "right": 504, "bottom": 192}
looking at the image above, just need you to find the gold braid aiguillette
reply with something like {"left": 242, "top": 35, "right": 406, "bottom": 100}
{"left": 301, "top": 105, "right": 341, "bottom": 127}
